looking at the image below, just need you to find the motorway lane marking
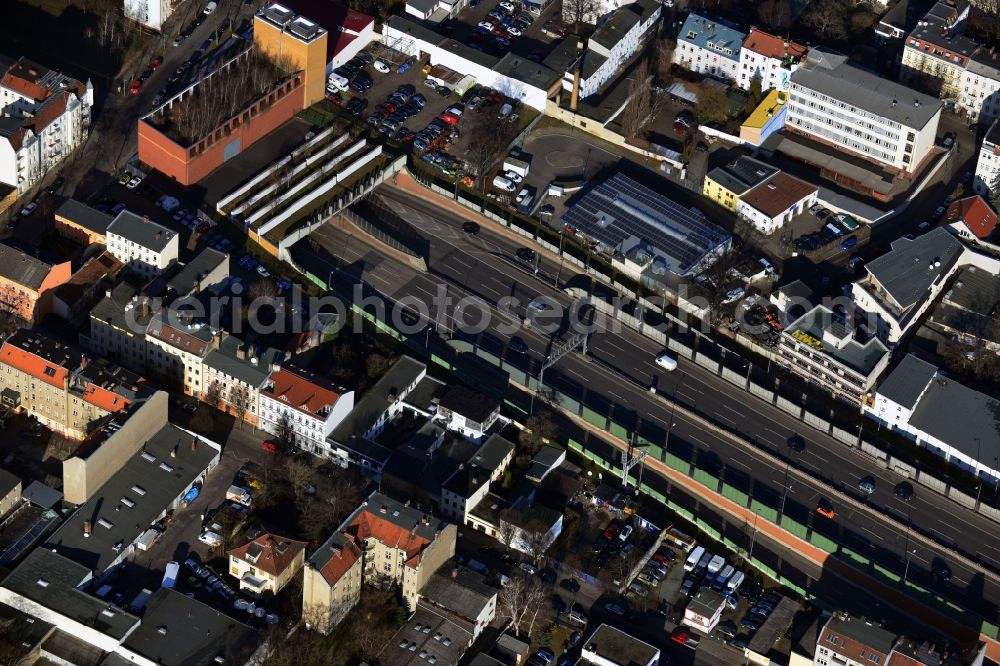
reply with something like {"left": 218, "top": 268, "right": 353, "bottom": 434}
{"left": 859, "top": 525, "right": 885, "bottom": 541}
{"left": 728, "top": 459, "right": 753, "bottom": 472}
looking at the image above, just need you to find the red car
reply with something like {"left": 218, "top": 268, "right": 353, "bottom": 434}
{"left": 261, "top": 441, "right": 279, "bottom": 455}
{"left": 150, "top": 55, "right": 163, "bottom": 70}
{"left": 326, "top": 92, "right": 344, "bottom": 105}
{"left": 130, "top": 80, "right": 142, "bottom": 94}
{"left": 438, "top": 113, "right": 460, "bottom": 125}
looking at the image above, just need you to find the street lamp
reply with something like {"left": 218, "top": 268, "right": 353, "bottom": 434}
{"left": 902, "top": 547, "right": 917, "bottom": 586}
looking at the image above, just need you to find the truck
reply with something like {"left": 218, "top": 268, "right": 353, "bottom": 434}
{"left": 503, "top": 157, "right": 530, "bottom": 179}
{"left": 683, "top": 546, "right": 705, "bottom": 573}
{"left": 180, "top": 486, "right": 200, "bottom": 507}
{"left": 226, "top": 485, "right": 254, "bottom": 507}
{"left": 129, "top": 588, "right": 154, "bottom": 612}
{"left": 136, "top": 527, "right": 162, "bottom": 552}
{"left": 454, "top": 74, "right": 477, "bottom": 98}
{"left": 711, "top": 564, "right": 735, "bottom": 592}
{"left": 725, "top": 570, "right": 745, "bottom": 594}
{"left": 162, "top": 561, "right": 180, "bottom": 589}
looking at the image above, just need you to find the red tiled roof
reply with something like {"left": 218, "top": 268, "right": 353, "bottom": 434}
{"left": 319, "top": 539, "right": 362, "bottom": 585}
{"left": 82, "top": 384, "right": 130, "bottom": 413}
{"left": 945, "top": 195, "right": 997, "bottom": 239}
{"left": 149, "top": 322, "right": 211, "bottom": 356}
{"left": 347, "top": 510, "right": 430, "bottom": 562}
{"left": 229, "top": 531, "right": 307, "bottom": 577}
{"left": 743, "top": 27, "right": 807, "bottom": 60}
{"left": 0, "top": 343, "right": 69, "bottom": 388}
{"left": 262, "top": 368, "right": 341, "bottom": 418}
{"left": 1, "top": 71, "right": 50, "bottom": 103}
{"left": 741, "top": 172, "right": 817, "bottom": 218}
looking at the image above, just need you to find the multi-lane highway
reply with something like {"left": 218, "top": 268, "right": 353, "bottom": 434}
{"left": 291, "top": 182, "right": 1000, "bottom": 626}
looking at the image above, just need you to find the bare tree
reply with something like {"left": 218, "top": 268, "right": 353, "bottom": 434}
{"left": 497, "top": 511, "right": 519, "bottom": 549}
{"left": 803, "top": 0, "right": 848, "bottom": 40}
{"left": 653, "top": 38, "right": 676, "bottom": 82}
{"left": 695, "top": 83, "right": 730, "bottom": 124}
{"left": 757, "top": 0, "right": 792, "bottom": 30}
{"left": 521, "top": 519, "right": 552, "bottom": 565}
{"left": 620, "top": 62, "right": 654, "bottom": 142}
{"left": 466, "top": 112, "right": 520, "bottom": 191}
{"left": 563, "top": 0, "right": 598, "bottom": 28}
{"left": 498, "top": 574, "right": 547, "bottom": 637}
{"left": 204, "top": 380, "right": 223, "bottom": 409}
{"left": 275, "top": 412, "right": 295, "bottom": 448}
{"left": 285, "top": 457, "right": 314, "bottom": 506}
{"left": 229, "top": 384, "right": 252, "bottom": 430}
{"left": 519, "top": 409, "right": 560, "bottom": 456}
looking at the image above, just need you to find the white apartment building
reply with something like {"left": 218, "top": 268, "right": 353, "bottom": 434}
{"left": 813, "top": 613, "right": 895, "bottom": 666}
{"left": 106, "top": 211, "right": 179, "bottom": 279}
{"left": 581, "top": 625, "right": 659, "bottom": 666}
{"left": 202, "top": 337, "right": 279, "bottom": 428}
{"left": 900, "top": 0, "right": 975, "bottom": 102}
{"left": 960, "top": 52, "right": 1000, "bottom": 124}
{"left": 124, "top": 0, "right": 174, "bottom": 31}
{"left": 0, "top": 57, "right": 93, "bottom": 195}
{"left": 570, "top": 0, "right": 660, "bottom": 98}
{"left": 786, "top": 48, "right": 942, "bottom": 174}
{"left": 673, "top": 13, "right": 745, "bottom": 83}
{"left": 974, "top": 116, "right": 1000, "bottom": 197}
{"left": 258, "top": 368, "right": 355, "bottom": 456}
{"left": 145, "top": 313, "right": 217, "bottom": 396}
{"left": 865, "top": 354, "right": 1000, "bottom": 484}
{"left": 737, "top": 28, "right": 806, "bottom": 92}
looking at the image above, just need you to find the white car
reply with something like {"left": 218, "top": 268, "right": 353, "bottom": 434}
{"left": 478, "top": 20, "right": 495, "bottom": 31}
{"left": 507, "top": 26, "right": 522, "bottom": 36}
{"left": 125, "top": 176, "right": 142, "bottom": 190}
{"left": 198, "top": 531, "right": 222, "bottom": 547}
{"left": 503, "top": 171, "right": 523, "bottom": 183}
{"left": 516, "top": 187, "right": 530, "bottom": 203}
{"left": 256, "top": 265, "right": 271, "bottom": 277}
{"left": 445, "top": 105, "right": 463, "bottom": 117}
{"left": 655, "top": 353, "right": 677, "bottom": 371}
{"left": 373, "top": 60, "right": 390, "bottom": 73}
{"left": 499, "top": 1, "right": 515, "bottom": 10}
{"left": 493, "top": 175, "right": 516, "bottom": 192}
{"left": 758, "top": 257, "right": 775, "bottom": 274}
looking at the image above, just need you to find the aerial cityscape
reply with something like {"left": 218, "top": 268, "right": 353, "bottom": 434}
{"left": 0, "top": 0, "right": 999, "bottom": 664}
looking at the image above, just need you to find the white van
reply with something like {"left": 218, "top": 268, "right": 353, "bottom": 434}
{"left": 656, "top": 353, "right": 677, "bottom": 371}
{"left": 684, "top": 546, "right": 705, "bottom": 573}
{"left": 493, "top": 175, "right": 516, "bottom": 192}
{"left": 327, "top": 73, "right": 349, "bottom": 93}
{"left": 725, "top": 570, "right": 745, "bottom": 593}
{"left": 706, "top": 555, "right": 725, "bottom": 576}
{"left": 204, "top": 1, "right": 217, "bottom": 14}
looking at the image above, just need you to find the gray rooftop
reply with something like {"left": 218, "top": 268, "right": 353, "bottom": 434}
{"left": 468, "top": 434, "right": 515, "bottom": 472}
{"left": 22, "top": 480, "right": 61, "bottom": 509}
{"left": 877, "top": 354, "right": 937, "bottom": 409}
{"left": 121, "top": 588, "right": 258, "bottom": 666}
{"left": 329, "top": 355, "right": 426, "bottom": 443}
{"left": 493, "top": 53, "right": 560, "bottom": 90}
{"left": 863, "top": 227, "right": 963, "bottom": 310}
{"left": 942, "top": 264, "right": 1000, "bottom": 312}
{"left": 202, "top": 336, "right": 279, "bottom": 388}
{"left": 421, "top": 568, "right": 496, "bottom": 621}
{"left": 560, "top": 173, "right": 731, "bottom": 277}
{"left": 107, "top": 210, "right": 177, "bottom": 252}
{"left": 591, "top": 6, "right": 640, "bottom": 50}
{"left": 582, "top": 624, "right": 659, "bottom": 665}
{"left": 580, "top": 50, "right": 609, "bottom": 81}
{"left": 677, "top": 13, "right": 745, "bottom": 62}
{"left": 968, "top": 49, "right": 1000, "bottom": 80}
{"left": 439, "top": 384, "right": 500, "bottom": 424}
{"left": 526, "top": 445, "right": 564, "bottom": 483}
{"left": 787, "top": 305, "right": 889, "bottom": 377}
{"left": 0, "top": 242, "right": 56, "bottom": 290}
{"left": 55, "top": 199, "right": 114, "bottom": 236}
{"left": 820, "top": 614, "right": 896, "bottom": 655}
{"left": 405, "top": 375, "right": 447, "bottom": 413}
{"left": 1, "top": 548, "right": 140, "bottom": 640}
{"left": 46, "top": 424, "right": 219, "bottom": 573}
{"left": 386, "top": 15, "right": 446, "bottom": 44}
{"left": 909, "top": 375, "right": 1000, "bottom": 470}
{"left": 408, "top": 0, "right": 437, "bottom": 13}
{"left": 381, "top": 602, "right": 472, "bottom": 666}
{"left": 707, "top": 156, "right": 778, "bottom": 195}
{"left": 908, "top": 1, "right": 978, "bottom": 58}
{"left": 543, "top": 39, "right": 581, "bottom": 75}
{"left": 687, "top": 587, "right": 726, "bottom": 617}
{"left": 792, "top": 47, "right": 942, "bottom": 129}
{"left": 166, "top": 248, "right": 227, "bottom": 297}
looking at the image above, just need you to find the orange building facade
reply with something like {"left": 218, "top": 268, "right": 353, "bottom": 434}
{"left": 0, "top": 244, "right": 71, "bottom": 323}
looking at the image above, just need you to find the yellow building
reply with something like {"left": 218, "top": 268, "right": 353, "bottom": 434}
{"left": 703, "top": 156, "right": 779, "bottom": 212}
{"left": 254, "top": 3, "right": 328, "bottom": 108}
{"left": 740, "top": 90, "right": 787, "bottom": 147}
{"left": 54, "top": 199, "right": 113, "bottom": 247}
{"left": 228, "top": 532, "right": 307, "bottom": 596}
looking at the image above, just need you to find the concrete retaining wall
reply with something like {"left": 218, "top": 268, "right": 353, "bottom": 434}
{"left": 694, "top": 354, "right": 720, "bottom": 374}
{"left": 721, "top": 366, "right": 747, "bottom": 388}
{"left": 888, "top": 457, "right": 917, "bottom": 479}
{"left": 860, "top": 441, "right": 888, "bottom": 461}
{"left": 667, "top": 338, "right": 695, "bottom": 359}
{"left": 748, "top": 382, "right": 775, "bottom": 402}
{"left": 979, "top": 502, "right": 1000, "bottom": 522}
{"left": 915, "top": 470, "right": 947, "bottom": 494}
{"left": 802, "top": 411, "right": 830, "bottom": 433}
{"left": 948, "top": 487, "right": 978, "bottom": 510}
{"left": 776, "top": 396, "right": 802, "bottom": 418}
{"left": 831, "top": 427, "right": 857, "bottom": 447}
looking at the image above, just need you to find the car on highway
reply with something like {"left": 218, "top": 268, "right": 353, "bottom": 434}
{"left": 933, "top": 559, "right": 952, "bottom": 581}
{"left": 894, "top": 481, "right": 914, "bottom": 501}
{"left": 516, "top": 248, "right": 536, "bottom": 262}
{"left": 509, "top": 336, "right": 528, "bottom": 354}
{"left": 858, "top": 477, "right": 876, "bottom": 495}
{"left": 655, "top": 353, "right": 678, "bottom": 371}
{"left": 816, "top": 500, "right": 836, "bottom": 519}
{"left": 462, "top": 221, "right": 480, "bottom": 235}
{"left": 787, "top": 435, "right": 805, "bottom": 452}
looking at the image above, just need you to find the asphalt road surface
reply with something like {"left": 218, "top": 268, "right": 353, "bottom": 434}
{"left": 291, "top": 185, "right": 1000, "bottom": 625}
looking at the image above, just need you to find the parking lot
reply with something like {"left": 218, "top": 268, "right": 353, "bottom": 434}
{"left": 446, "top": 0, "right": 563, "bottom": 62}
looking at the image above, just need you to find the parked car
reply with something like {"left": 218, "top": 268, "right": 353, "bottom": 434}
{"left": 559, "top": 578, "right": 580, "bottom": 593}
{"left": 260, "top": 441, "right": 279, "bottom": 455}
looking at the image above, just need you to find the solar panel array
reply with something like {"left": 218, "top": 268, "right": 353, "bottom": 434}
{"left": 561, "top": 174, "right": 731, "bottom": 275}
